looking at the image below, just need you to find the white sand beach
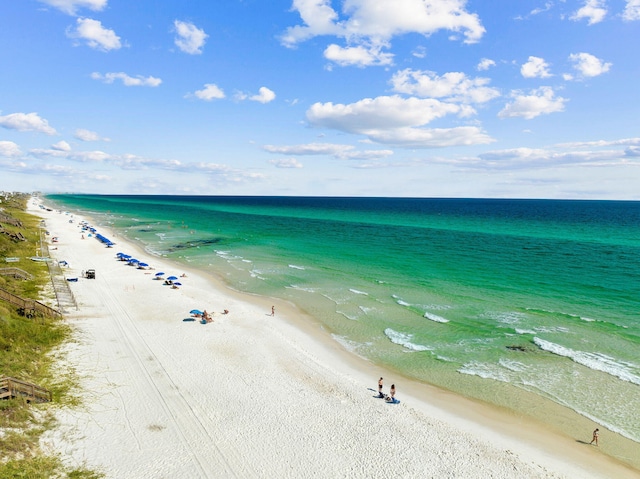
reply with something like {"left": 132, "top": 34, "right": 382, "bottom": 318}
{"left": 32, "top": 199, "right": 638, "bottom": 479}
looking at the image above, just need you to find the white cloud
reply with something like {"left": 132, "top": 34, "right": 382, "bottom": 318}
{"left": 530, "top": 2, "right": 553, "bottom": 16}
{"left": 555, "top": 138, "right": 640, "bottom": 149}
{"left": 30, "top": 148, "right": 111, "bottom": 162}
{"left": 324, "top": 43, "right": 394, "bottom": 67}
{"left": 67, "top": 18, "right": 121, "bottom": 51}
{"left": 307, "top": 96, "right": 463, "bottom": 132}
{"left": 306, "top": 96, "right": 493, "bottom": 147}
{"left": 281, "top": 0, "right": 485, "bottom": 60}
{"left": 264, "top": 143, "right": 355, "bottom": 156}
{"left": 571, "top": 0, "right": 607, "bottom": 25}
{"left": 477, "top": 58, "right": 496, "bottom": 71}
{"left": 52, "top": 140, "right": 71, "bottom": 151}
{"left": 263, "top": 142, "right": 394, "bottom": 160}
{"left": 250, "top": 87, "right": 276, "bottom": 104}
{"left": 362, "top": 126, "right": 494, "bottom": 148}
{"left": 475, "top": 141, "right": 640, "bottom": 170}
{"left": 269, "top": 158, "right": 304, "bottom": 168}
{"left": 191, "top": 84, "right": 225, "bottom": 101}
{"left": 173, "top": 20, "right": 208, "bottom": 55}
{"left": 91, "top": 72, "right": 162, "bottom": 87}
{"left": 391, "top": 69, "right": 500, "bottom": 103}
{"left": 521, "top": 56, "right": 552, "bottom": 78}
{"left": 0, "top": 112, "right": 57, "bottom": 135}
{"left": 568, "top": 52, "right": 612, "bottom": 77}
{"left": 38, "top": 0, "right": 107, "bottom": 16}
{"left": 498, "top": 87, "right": 567, "bottom": 120}
{"left": 0, "top": 141, "right": 21, "bottom": 157}
{"left": 623, "top": 0, "right": 640, "bottom": 20}
{"left": 75, "top": 128, "right": 108, "bottom": 141}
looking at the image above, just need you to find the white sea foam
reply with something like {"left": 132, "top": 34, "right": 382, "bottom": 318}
{"left": 336, "top": 310, "right": 358, "bottom": 321}
{"left": 532, "top": 326, "right": 570, "bottom": 334}
{"left": 396, "top": 299, "right": 411, "bottom": 307}
{"left": 384, "top": 328, "right": 432, "bottom": 352}
{"left": 286, "top": 284, "right": 316, "bottom": 293}
{"left": 288, "top": 264, "right": 305, "bottom": 270}
{"left": 458, "top": 362, "right": 510, "bottom": 383}
{"left": 491, "top": 311, "right": 525, "bottom": 325}
{"left": 534, "top": 337, "right": 640, "bottom": 386}
{"left": 498, "top": 358, "right": 529, "bottom": 373}
{"left": 331, "top": 334, "right": 370, "bottom": 360}
{"left": 515, "top": 328, "right": 536, "bottom": 335}
{"left": 349, "top": 288, "right": 368, "bottom": 296}
{"left": 422, "top": 304, "right": 451, "bottom": 311}
{"left": 359, "top": 306, "right": 375, "bottom": 315}
{"left": 249, "top": 269, "right": 266, "bottom": 280}
{"left": 424, "top": 312, "right": 449, "bottom": 323}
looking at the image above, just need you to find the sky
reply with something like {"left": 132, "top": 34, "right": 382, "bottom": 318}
{"left": 1, "top": 0, "right": 639, "bottom": 199}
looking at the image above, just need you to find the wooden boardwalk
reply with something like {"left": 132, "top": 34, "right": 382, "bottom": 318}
{"left": 0, "top": 377, "right": 52, "bottom": 403}
{"left": 0, "top": 288, "right": 61, "bottom": 318}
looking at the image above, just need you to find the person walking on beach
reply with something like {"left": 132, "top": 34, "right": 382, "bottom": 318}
{"left": 590, "top": 428, "right": 599, "bottom": 446}
{"left": 390, "top": 384, "right": 396, "bottom": 399}
{"left": 271, "top": 305, "right": 275, "bottom": 316}
{"left": 378, "top": 377, "right": 384, "bottom": 397}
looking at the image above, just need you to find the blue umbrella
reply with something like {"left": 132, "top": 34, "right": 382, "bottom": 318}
{"left": 138, "top": 262, "right": 149, "bottom": 268}
{"left": 190, "top": 309, "right": 203, "bottom": 315}
{"left": 172, "top": 282, "right": 182, "bottom": 287}
{"left": 155, "top": 272, "right": 165, "bottom": 276}
{"left": 166, "top": 276, "right": 178, "bottom": 281}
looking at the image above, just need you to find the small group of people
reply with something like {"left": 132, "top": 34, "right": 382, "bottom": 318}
{"left": 377, "top": 377, "right": 397, "bottom": 403}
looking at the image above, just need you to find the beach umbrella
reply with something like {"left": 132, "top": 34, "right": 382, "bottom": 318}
{"left": 172, "top": 282, "right": 182, "bottom": 288}
{"left": 166, "top": 276, "right": 178, "bottom": 281}
{"left": 190, "top": 309, "right": 203, "bottom": 315}
{"left": 155, "top": 272, "right": 165, "bottom": 276}
{"left": 138, "top": 262, "right": 149, "bottom": 268}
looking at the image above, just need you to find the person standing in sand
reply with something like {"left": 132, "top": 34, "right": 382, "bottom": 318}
{"left": 271, "top": 305, "right": 275, "bottom": 316}
{"left": 390, "top": 384, "right": 396, "bottom": 399}
{"left": 590, "top": 428, "right": 599, "bottom": 446}
{"left": 378, "top": 377, "right": 383, "bottom": 397}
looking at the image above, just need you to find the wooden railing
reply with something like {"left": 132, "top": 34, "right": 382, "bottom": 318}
{"left": 0, "top": 267, "right": 34, "bottom": 280}
{"left": 0, "top": 288, "right": 61, "bottom": 318}
{"left": 0, "top": 377, "right": 52, "bottom": 403}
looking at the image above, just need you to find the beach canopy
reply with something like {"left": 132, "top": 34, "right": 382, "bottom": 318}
{"left": 155, "top": 272, "right": 165, "bottom": 276}
{"left": 166, "top": 276, "right": 178, "bottom": 281}
{"left": 190, "top": 309, "right": 203, "bottom": 315}
{"left": 138, "top": 262, "right": 149, "bottom": 267}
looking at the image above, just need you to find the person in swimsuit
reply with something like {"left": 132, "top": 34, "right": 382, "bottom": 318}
{"left": 590, "top": 428, "right": 599, "bottom": 446}
{"left": 378, "top": 377, "right": 384, "bottom": 397}
{"left": 390, "top": 384, "right": 396, "bottom": 399}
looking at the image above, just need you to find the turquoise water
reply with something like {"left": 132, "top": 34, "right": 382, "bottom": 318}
{"left": 45, "top": 195, "right": 640, "bottom": 442}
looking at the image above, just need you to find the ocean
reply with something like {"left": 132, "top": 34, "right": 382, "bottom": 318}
{"left": 45, "top": 195, "right": 640, "bottom": 444}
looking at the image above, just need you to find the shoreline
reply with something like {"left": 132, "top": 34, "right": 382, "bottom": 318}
{"left": 32, "top": 199, "right": 639, "bottom": 478}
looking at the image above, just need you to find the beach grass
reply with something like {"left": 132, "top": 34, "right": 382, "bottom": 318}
{"left": 0, "top": 194, "right": 101, "bottom": 479}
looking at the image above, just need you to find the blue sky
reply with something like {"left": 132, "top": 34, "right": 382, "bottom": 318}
{"left": 1, "top": 0, "right": 639, "bottom": 199}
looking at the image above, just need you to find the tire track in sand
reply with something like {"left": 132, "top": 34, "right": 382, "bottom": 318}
{"left": 94, "top": 277, "right": 239, "bottom": 478}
